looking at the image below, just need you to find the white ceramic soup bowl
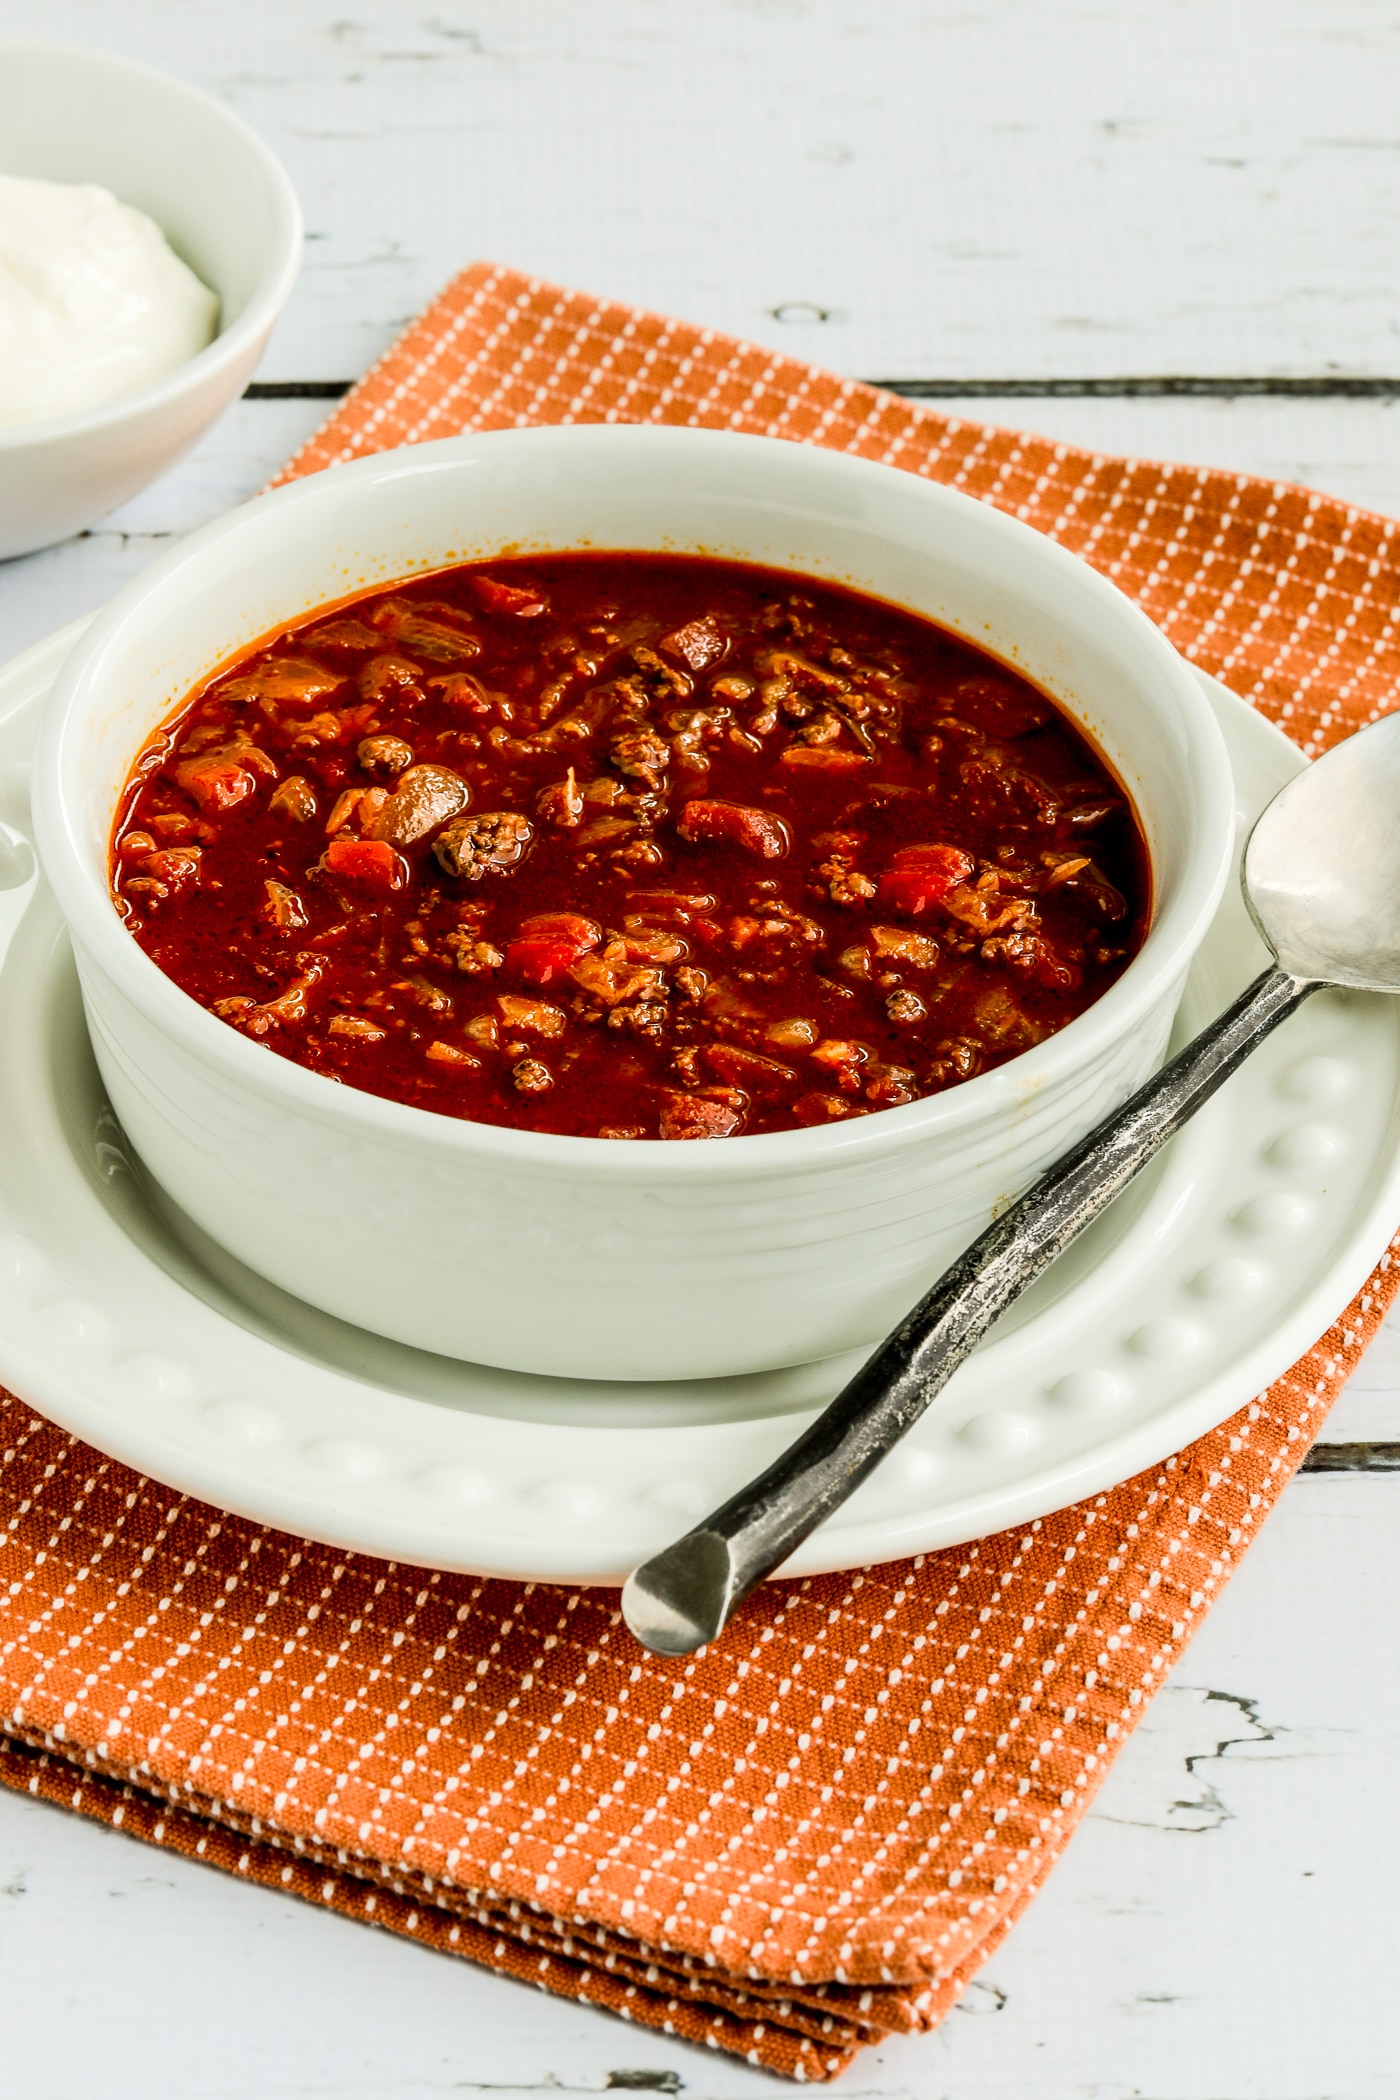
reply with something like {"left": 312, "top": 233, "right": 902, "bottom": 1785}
{"left": 0, "top": 39, "right": 301, "bottom": 559}
{"left": 33, "top": 424, "right": 1234, "bottom": 1381}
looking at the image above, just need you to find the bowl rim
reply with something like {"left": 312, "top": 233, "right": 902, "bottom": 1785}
{"left": 33, "top": 422, "right": 1237, "bottom": 1181}
{"left": 0, "top": 36, "right": 303, "bottom": 452}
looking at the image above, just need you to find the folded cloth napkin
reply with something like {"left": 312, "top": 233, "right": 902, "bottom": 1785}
{"left": 4, "top": 264, "right": 1400, "bottom": 2080}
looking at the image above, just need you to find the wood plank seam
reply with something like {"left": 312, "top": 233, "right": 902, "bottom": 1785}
{"left": 876, "top": 378, "right": 1400, "bottom": 399}
{"left": 1299, "top": 1440, "right": 1400, "bottom": 1472}
{"left": 245, "top": 378, "right": 1400, "bottom": 401}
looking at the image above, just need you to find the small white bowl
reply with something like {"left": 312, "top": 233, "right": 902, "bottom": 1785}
{"left": 0, "top": 39, "right": 301, "bottom": 560}
{"left": 32, "top": 425, "right": 1235, "bottom": 1381}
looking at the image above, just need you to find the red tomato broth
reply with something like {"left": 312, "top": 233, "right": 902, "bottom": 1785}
{"left": 110, "top": 553, "right": 1151, "bottom": 1140}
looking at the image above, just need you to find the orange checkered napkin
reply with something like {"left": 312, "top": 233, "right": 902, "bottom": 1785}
{"left": 4, "top": 265, "right": 1400, "bottom": 2080}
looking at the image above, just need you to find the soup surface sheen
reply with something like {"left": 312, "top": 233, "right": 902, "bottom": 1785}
{"left": 111, "top": 553, "right": 1150, "bottom": 1139}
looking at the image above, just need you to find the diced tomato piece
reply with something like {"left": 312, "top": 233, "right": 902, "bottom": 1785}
{"left": 175, "top": 756, "right": 256, "bottom": 815}
{"left": 323, "top": 837, "right": 407, "bottom": 888}
{"left": 677, "top": 799, "right": 790, "bottom": 860}
{"left": 625, "top": 890, "right": 717, "bottom": 923}
{"left": 504, "top": 911, "right": 601, "bottom": 985}
{"left": 778, "top": 747, "right": 871, "bottom": 772}
{"left": 793, "top": 1091, "right": 854, "bottom": 1126}
{"left": 702, "top": 1043, "right": 797, "bottom": 1098}
{"left": 568, "top": 953, "right": 666, "bottom": 1008}
{"left": 878, "top": 842, "right": 975, "bottom": 915}
{"left": 517, "top": 911, "right": 601, "bottom": 946}
{"left": 468, "top": 575, "right": 548, "bottom": 617}
{"left": 508, "top": 938, "right": 591, "bottom": 984}
{"left": 142, "top": 848, "right": 202, "bottom": 888}
{"left": 660, "top": 615, "right": 725, "bottom": 672}
{"left": 658, "top": 1090, "right": 744, "bottom": 1140}
{"left": 869, "top": 924, "right": 941, "bottom": 967}
{"left": 809, "top": 1037, "right": 870, "bottom": 1092}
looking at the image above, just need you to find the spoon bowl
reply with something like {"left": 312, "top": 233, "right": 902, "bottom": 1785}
{"left": 1246, "top": 714, "right": 1400, "bottom": 990}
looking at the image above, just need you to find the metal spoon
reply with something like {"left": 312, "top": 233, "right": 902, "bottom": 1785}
{"left": 623, "top": 711, "right": 1400, "bottom": 1657}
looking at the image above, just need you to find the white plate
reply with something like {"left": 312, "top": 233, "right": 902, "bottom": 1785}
{"left": 1, "top": 624, "right": 1397, "bottom": 1583}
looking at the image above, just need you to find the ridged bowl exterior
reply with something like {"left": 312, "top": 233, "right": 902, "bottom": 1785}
{"left": 33, "top": 426, "right": 1234, "bottom": 1380}
{"left": 76, "top": 946, "right": 1183, "bottom": 1378}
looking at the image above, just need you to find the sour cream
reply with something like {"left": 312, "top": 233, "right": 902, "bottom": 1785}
{"left": 0, "top": 174, "right": 219, "bottom": 427}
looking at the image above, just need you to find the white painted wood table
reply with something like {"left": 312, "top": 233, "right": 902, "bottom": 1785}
{"left": 2, "top": 6, "right": 1399, "bottom": 2094}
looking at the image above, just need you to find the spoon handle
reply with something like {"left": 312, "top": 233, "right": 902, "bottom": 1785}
{"left": 623, "top": 963, "right": 1317, "bottom": 1655}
